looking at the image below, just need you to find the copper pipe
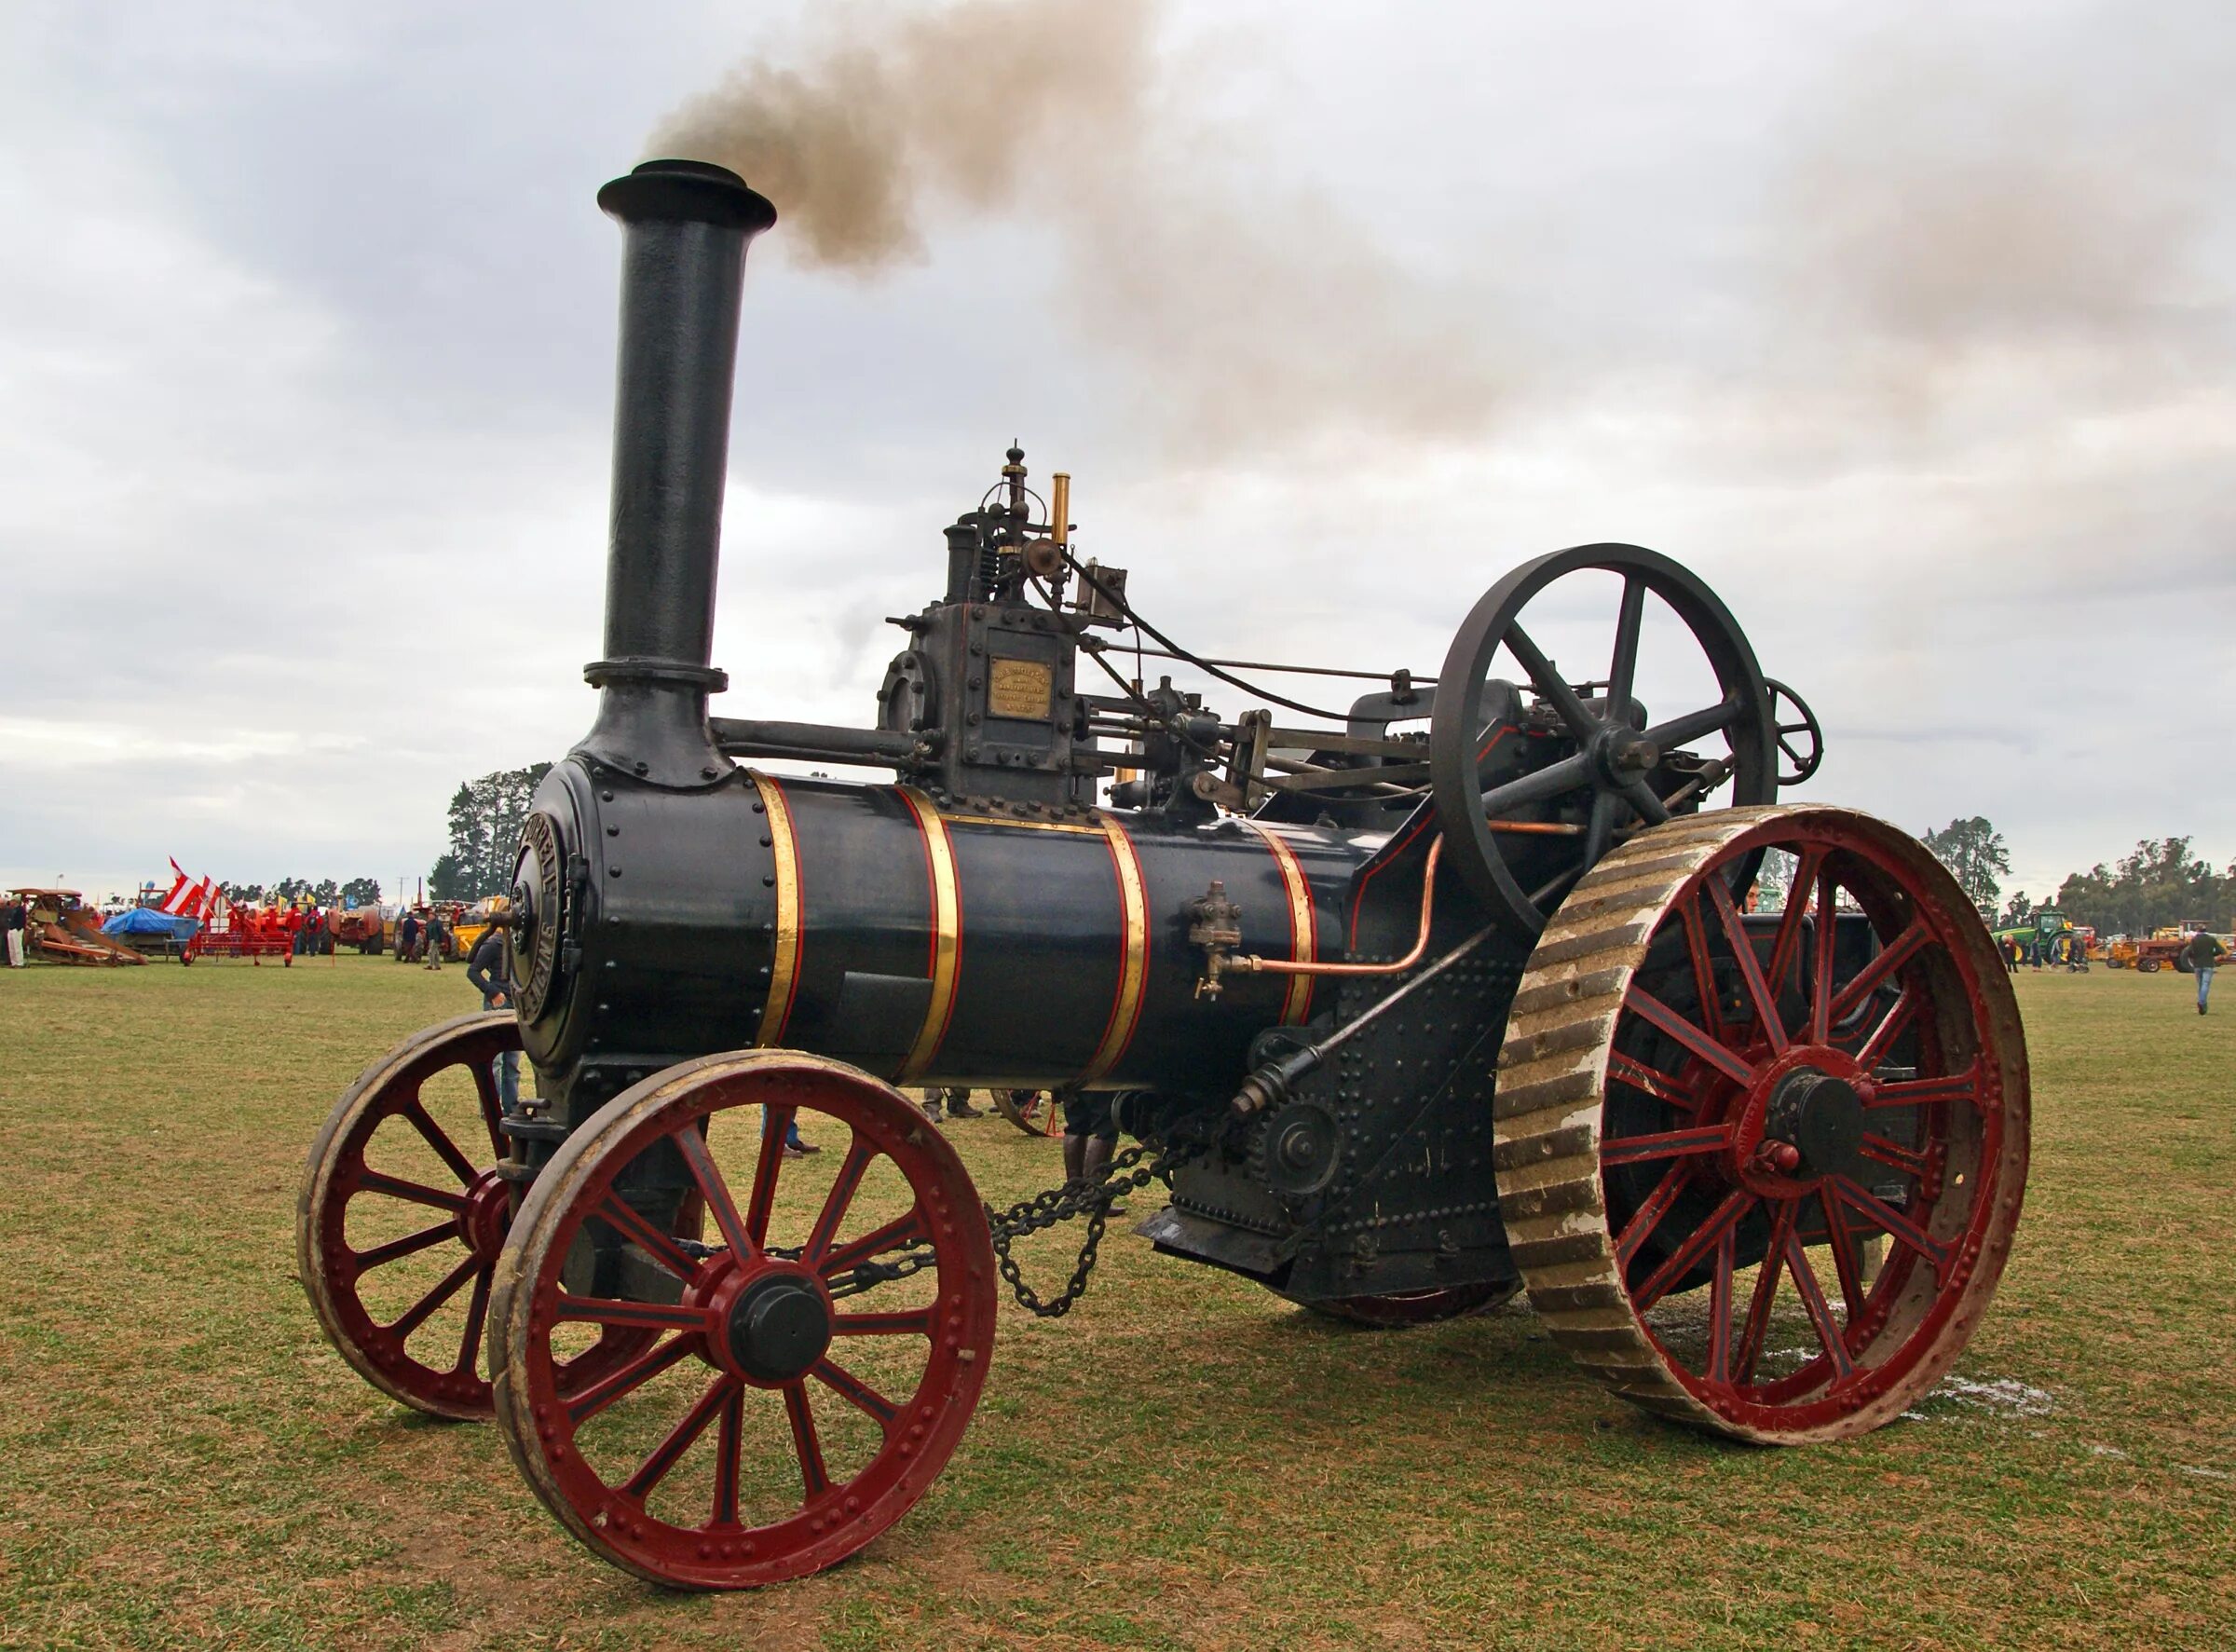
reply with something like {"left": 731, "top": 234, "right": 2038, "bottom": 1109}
{"left": 1051, "top": 471, "right": 1070, "bottom": 548}
{"left": 1241, "top": 836, "right": 1443, "bottom": 978}
{"left": 1486, "top": 817, "right": 1581, "bottom": 836}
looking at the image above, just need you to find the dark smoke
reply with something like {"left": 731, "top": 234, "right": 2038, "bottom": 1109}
{"left": 648, "top": 0, "right": 1516, "bottom": 456}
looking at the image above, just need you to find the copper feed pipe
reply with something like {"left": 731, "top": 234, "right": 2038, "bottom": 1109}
{"left": 1235, "top": 836, "right": 1445, "bottom": 979}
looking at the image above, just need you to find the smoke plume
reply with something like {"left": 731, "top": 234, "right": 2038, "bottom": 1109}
{"left": 649, "top": 0, "right": 1515, "bottom": 456}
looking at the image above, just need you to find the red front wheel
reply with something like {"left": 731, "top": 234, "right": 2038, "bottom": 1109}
{"left": 489, "top": 1051, "right": 998, "bottom": 1589}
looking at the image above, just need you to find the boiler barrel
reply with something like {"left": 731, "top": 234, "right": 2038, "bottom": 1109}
{"left": 518, "top": 765, "right": 1381, "bottom": 1120}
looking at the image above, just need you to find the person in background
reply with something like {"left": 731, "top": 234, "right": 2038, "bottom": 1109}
{"left": 1059, "top": 1087, "right": 1125, "bottom": 1215}
{"left": 466, "top": 911, "right": 521, "bottom": 1112}
{"left": 2184, "top": 929, "right": 2228, "bottom": 1016}
{"left": 400, "top": 908, "right": 421, "bottom": 963}
{"left": 423, "top": 908, "right": 445, "bottom": 970}
{"left": 3, "top": 896, "right": 25, "bottom": 968}
{"left": 920, "top": 1086, "right": 984, "bottom": 1123}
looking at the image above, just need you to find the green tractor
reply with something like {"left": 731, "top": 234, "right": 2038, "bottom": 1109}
{"left": 1993, "top": 906, "right": 2082, "bottom": 967}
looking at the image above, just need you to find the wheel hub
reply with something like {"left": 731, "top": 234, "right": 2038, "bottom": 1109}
{"left": 725, "top": 1273, "right": 833, "bottom": 1384}
{"left": 457, "top": 1170, "right": 513, "bottom": 1260}
{"left": 1771, "top": 1070, "right": 1867, "bottom": 1181}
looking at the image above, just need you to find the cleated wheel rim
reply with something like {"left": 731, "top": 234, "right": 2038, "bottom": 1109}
{"left": 1493, "top": 805, "right": 2029, "bottom": 1443}
{"left": 992, "top": 1088, "right": 1064, "bottom": 1139}
{"left": 489, "top": 1051, "right": 998, "bottom": 1591}
{"left": 298, "top": 1014, "right": 685, "bottom": 1420}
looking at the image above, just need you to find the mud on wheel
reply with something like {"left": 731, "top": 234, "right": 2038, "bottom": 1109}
{"left": 1493, "top": 805, "right": 2028, "bottom": 1442}
{"left": 488, "top": 1051, "right": 998, "bottom": 1590}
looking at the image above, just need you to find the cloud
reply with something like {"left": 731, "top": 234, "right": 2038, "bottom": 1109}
{"left": 4, "top": 0, "right": 2233, "bottom": 907}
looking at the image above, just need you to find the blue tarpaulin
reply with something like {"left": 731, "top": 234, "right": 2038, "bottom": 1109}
{"left": 103, "top": 908, "right": 199, "bottom": 940}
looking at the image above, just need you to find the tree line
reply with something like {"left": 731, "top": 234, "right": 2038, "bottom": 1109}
{"left": 1914, "top": 817, "right": 2232, "bottom": 935}
{"left": 429, "top": 763, "right": 552, "bottom": 901}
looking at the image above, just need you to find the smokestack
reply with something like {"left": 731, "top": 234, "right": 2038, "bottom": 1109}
{"left": 577, "top": 158, "right": 777, "bottom": 787}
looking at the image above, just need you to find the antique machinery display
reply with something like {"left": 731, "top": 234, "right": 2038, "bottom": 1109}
{"left": 298, "top": 158, "right": 2030, "bottom": 1590}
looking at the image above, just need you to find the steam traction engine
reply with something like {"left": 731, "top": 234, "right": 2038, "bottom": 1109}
{"left": 298, "top": 159, "right": 2030, "bottom": 1589}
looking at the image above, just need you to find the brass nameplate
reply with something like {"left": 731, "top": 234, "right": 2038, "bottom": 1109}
{"left": 987, "top": 656, "right": 1054, "bottom": 720}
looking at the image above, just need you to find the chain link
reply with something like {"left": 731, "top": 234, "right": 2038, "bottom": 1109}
{"left": 825, "top": 1136, "right": 1207, "bottom": 1315}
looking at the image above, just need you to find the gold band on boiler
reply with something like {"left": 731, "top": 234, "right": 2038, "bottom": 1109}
{"left": 1080, "top": 815, "right": 1150, "bottom": 1083}
{"left": 895, "top": 788, "right": 962, "bottom": 1083}
{"left": 1240, "top": 820, "right": 1316, "bottom": 1024}
{"left": 748, "top": 771, "right": 803, "bottom": 1046}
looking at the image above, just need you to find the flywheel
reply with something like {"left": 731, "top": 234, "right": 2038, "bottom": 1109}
{"left": 1491, "top": 805, "right": 2028, "bottom": 1443}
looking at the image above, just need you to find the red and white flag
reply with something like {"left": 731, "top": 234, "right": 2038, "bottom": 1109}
{"left": 205, "top": 886, "right": 230, "bottom": 932}
{"left": 183, "top": 878, "right": 214, "bottom": 922}
{"left": 157, "top": 859, "right": 195, "bottom": 914}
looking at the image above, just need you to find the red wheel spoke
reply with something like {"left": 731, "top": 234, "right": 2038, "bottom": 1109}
{"left": 1828, "top": 918, "right": 1930, "bottom": 1023}
{"left": 1820, "top": 1185, "right": 1868, "bottom": 1326}
{"left": 1615, "top": 1162, "right": 1694, "bottom": 1269}
{"left": 743, "top": 1105, "right": 794, "bottom": 1245}
{"left": 1733, "top": 1200, "right": 1797, "bottom": 1384}
{"left": 1600, "top": 1123, "right": 1733, "bottom": 1166}
{"left": 1853, "top": 989, "right": 1917, "bottom": 1072}
{"left": 1859, "top": 1133, "right": 1930, "bottom": 1179}
{"left": 355, "top": 1169, "right": 466, "bottom": 1214}
{"left": 1675, "top": 895, "right": 1725, "bottom": 1045}
{"left": 1705, "top": 876, "right": 1785, "bottom": 1055}
{"left": 1632, "top": 1189, "right": 1752, "bottom": 1313}
{"left": 400, "top": 1097, "right": 480, "bottom": 1185}
{"left": 621, "top": 1374, "right": 735, "bottom": 1502}
{"left": 818, "top": 1207, "right": 931, "bottom": 1282}
{"left": 564, "top": 1332, "right": 696, "bottom": 1425}
{"left": 1622, "top": 985, "right": 1757, "bottom": 1086}
{"left": 813, "top": 1357, "right": 901, "bottom": 1429}
{"left": 804, "top": 1134, "right": 878, "bottom": 1263}
{"left": 453, "top": 1265, "right": 493, "bottom": 1377}
{"left": 1781, "top": 1227, "right": 1856, "bottom": 1379}
{"left": 1704, "top": 1227, "right": 1737, "bottom": 1385}
{"left": 1807, "top": 865, "right": 1840, "bottom": 1043}
{"left": 1869, "top": 1067, "right": 1980, "bottom": 1111}
{"left": 388, "top": 1251, "right": 479, "bottom": 1339}
{"left": 554, "top": 1294, "right": 711, "bottom": 1332}
{"left": 712, "top": 1384, "right": 744, "bottom": 1528}
{"left": 1607, "top": 1050, "right": 1701, "bottom": 1113}
{"left": 1833, "top": 1176, "right": 1952, "bottom": 1278}
{"left": 675, "top": 1125, "right": 756, "bottom": 1263}
{"left": 351, "top": 1220, "right": 457, "bottom": 1271}
{"left": 831, "top": 1307, "right": 934, "bottom": 1338}
{"left": 783, "top": 1380, "right": 830, "bottom": 1498}
{"left": 594, "top": 1195, "right": 703, "bottom": 1281}
{"left": 1761, "top": 847, "right": 1828, "bottom": 1004}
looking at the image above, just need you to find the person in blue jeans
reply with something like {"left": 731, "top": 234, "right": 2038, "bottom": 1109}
{"left": 465, "top": 913, "right": 522, "bottom": 1112}
{"left": 2185, "top": 929, "right": 2228, "bottom": 1015}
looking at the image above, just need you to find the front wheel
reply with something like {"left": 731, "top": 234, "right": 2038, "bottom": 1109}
{"left": 489, "top": 1051, "right": 999, "bottom": 1590}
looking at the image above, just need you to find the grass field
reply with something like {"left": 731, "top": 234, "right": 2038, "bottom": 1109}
{"left": 1, "top": 956, "right": 2230, "bottom": 1650}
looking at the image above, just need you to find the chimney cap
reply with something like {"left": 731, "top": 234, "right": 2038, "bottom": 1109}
{"left": 600, "top": 157, "right": 777, "bottom": 234}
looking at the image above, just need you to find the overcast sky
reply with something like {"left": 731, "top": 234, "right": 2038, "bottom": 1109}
{"left": 5, "top": 0, "right": 2232, "bottom": 907}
